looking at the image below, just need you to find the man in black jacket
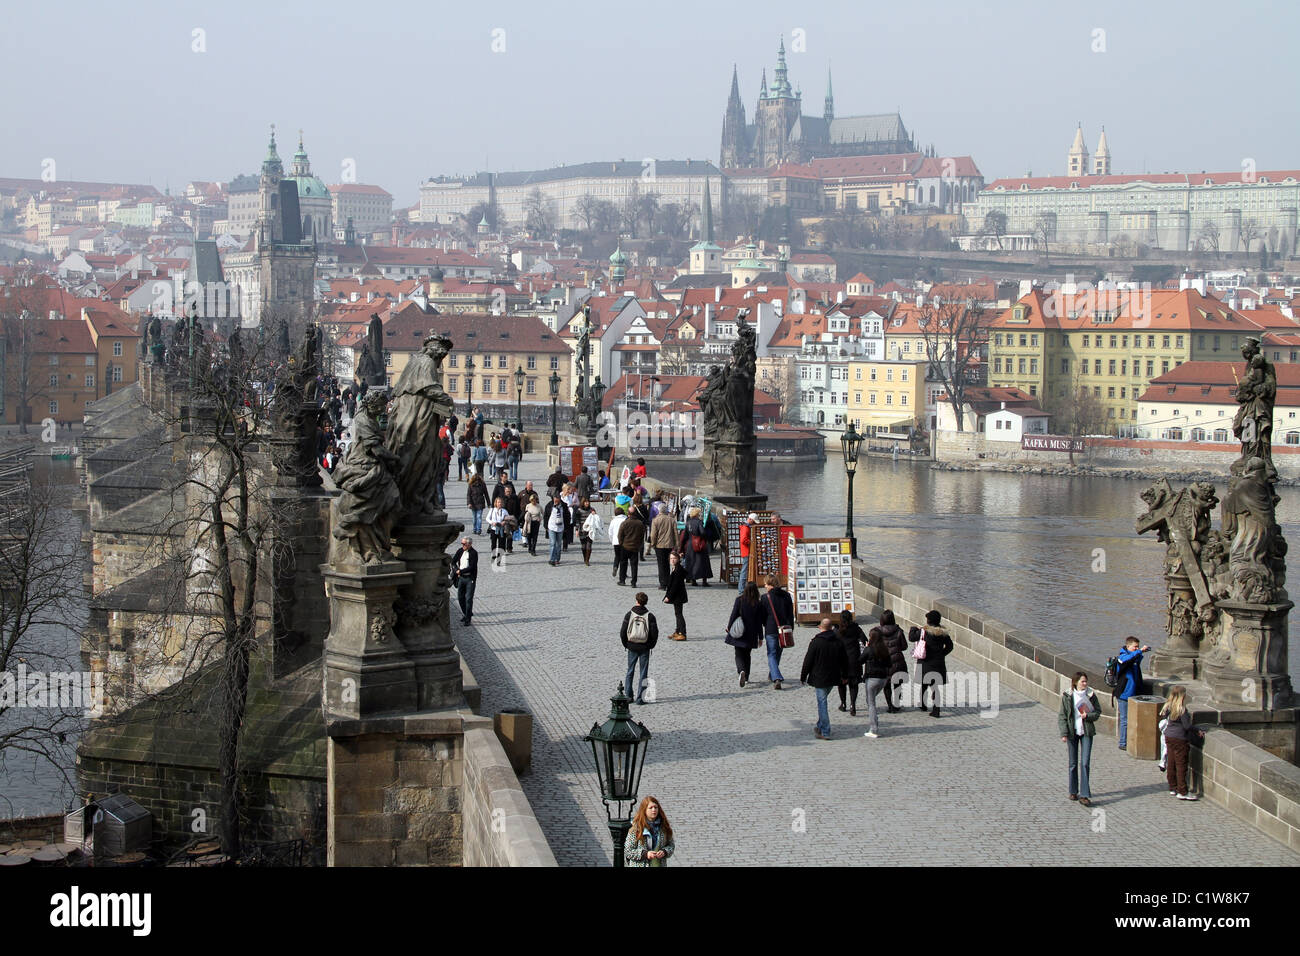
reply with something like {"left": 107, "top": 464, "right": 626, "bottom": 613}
{"left": 620, "top": 591, "right": 659, "bottom": 705}
{"left": 801, "top": 617, "right": 849, "bottom": 739}
{"left": 451, "top": 535, "right": 478, "bottom": 625}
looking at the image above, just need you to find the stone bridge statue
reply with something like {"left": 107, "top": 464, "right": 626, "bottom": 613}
{"left": 271, "top": 324, "right": 324, "bottom": 486}
{"left": 331, "top": 390, "right": 402, "bottom": 565}
{"left": 1136, "top": 338, "right": 1294, "bottom": 710}
{"left": 385, "top": 332, "right": 454, "bottom": 519}
{"left": 356, "top": 313, "right": 386, "bottom": 394}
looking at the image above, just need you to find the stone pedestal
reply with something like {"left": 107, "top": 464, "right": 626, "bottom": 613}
{"left": 390, "top": 517, "right": 465, "bottom": 711}
{"left": 271, "top": 487, "right": 334, "bottom": 678}
{"left": 321, "top": 561, "right": 418, "bottom": 719}
{"left": 1202, "top": 599, "right": 1295, "bottom": 710}
{"left": 1148, "top": 571, "right": 1203, "bottom": 681}
{"left": 699, "top": 438, "right": 762, "bottom": 504}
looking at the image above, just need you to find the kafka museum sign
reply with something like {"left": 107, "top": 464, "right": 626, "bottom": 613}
{"left": 1021, "top": 434, "right": 1087, "bottom": 453}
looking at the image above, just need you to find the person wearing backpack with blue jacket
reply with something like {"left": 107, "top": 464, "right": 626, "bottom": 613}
{"left": 620, "top": 592, "right": 659, "bottom": 705}
{"left": 1115, "top": 635, "right": 1151, "bottom": 750}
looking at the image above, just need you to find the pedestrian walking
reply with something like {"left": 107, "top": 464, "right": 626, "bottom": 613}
{"left": 574, "top": 466, "right": 595, "bottom": 501}
{"left": 623, "top": 795, "right": 674, "bottom": 867}
{"left": 876, "top": 609, "right": 909, "bottom": 713}
{"left": 908, "top": 610, "right": 954, "bottom": 717}
{"left": 617, "top": 505, "right": 645, "bottom": 586}
{"left": 761, "top": 574, "right": 793, "bottom": 689}
{"left": 466, "top": 473, "right": 488, "bottom": 535}
{"left": 663, "top": 551, "right": 688, "bottom": 641}
{"left": 579, "top": 499, "right": 602, "bottom": 567}
{"left": 861, "top": 626, "right": 891, "bottom": 738}
{"left": 546, "top": 466, "right": 567, "bottom": 496}
{"left": 543, "top": 493, "right": 569, "bottom": 566}
{"left": 725, "top": 582, "right": 764, "bottom": 687}
{"left": 649, "top": 504, "right": 677, "bottom": 588}
{"left": 1114, "top": 636, "right": 1150, "bottom": 751}
{"left": 561, "top": 482, "right": 578, "bottom": 550}
{"left": 608, "top": 507, "right": 627, "bottom": 578}
{"left": 835, "top": 609, "right": 866, "bottom": 716}
{"left": 801, "top": 617, "right": 850, "bottom": 740}
{"left": 620, "top": 591, "right": 659, "bottom": 705}
{"left": 1058, "top": 672, "right": 1101, "bottom": 806}
{"left": 522, "top": 494, "right": 543, "bottom": 556}
{"left": 1161, "top": 685, "right": 1205, "bottom": 800}
{"left": 486, "top": 497, "right": 509, "bottom": 560}
{"left": 507, "top": 429, "right": 522, "bottom": 481}
{"left": 450, "top": 535, "right": 478, "bottom": 625}
{"left": 471, "top": 439, "right": 489, "bottom": 477}
{"left": 679, "top": 507, "right": 712, "bottom": 586}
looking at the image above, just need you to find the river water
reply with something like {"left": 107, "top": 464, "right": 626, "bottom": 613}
{"left": 650, "top": 455, "right": 1300, "bottom": 672}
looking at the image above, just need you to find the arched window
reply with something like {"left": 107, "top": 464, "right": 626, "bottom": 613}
{"left": 1213, "top": 429, "right": 1228, "bottom": 443}
{"left": 1190, "top": 428, "right": 1206, "bottom": 442}
{"left": 929, "top": 186, "right": 936, "bottom": 204}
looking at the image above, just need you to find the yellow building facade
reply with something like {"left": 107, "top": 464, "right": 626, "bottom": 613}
{"left": 845, "top": 359, "right": 926, "bottom": 434}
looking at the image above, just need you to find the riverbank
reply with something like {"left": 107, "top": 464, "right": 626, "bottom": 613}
{"left": 930, "top": 458, "right": 1300, "bottom": 486}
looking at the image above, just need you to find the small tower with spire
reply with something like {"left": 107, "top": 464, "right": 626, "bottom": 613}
{"left": 1067, "top": 123, "right": 1090, "bottom": 177}
{"left": 258, "top": 123, "right": 284, "bottom": 245}
{"left": 823, "top": 65, "right": 834, "bottom": 123}
{"left": 1093, "top": 127, "right": 1111, "bottom": 175}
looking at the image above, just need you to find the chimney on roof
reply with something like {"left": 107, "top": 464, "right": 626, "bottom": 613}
{"left": 715, "top": 285, "right": 722, "bottom": 303}
{"left": 836, "top": 290, "right": 844, "bottom": 304}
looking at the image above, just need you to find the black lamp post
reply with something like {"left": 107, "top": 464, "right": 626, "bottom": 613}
{"left": 514, "top": 365, "right": 525, "bottom": 430}
{"left": 549, "top": 369, "right": 561, "bottom": 446}
{"left": 841, "top": 420, "right": 862, "bottom": 558}
{"left": 464, "top": 354, "right": 476, "bottom": 418}
{"left": 584, "top": 683, "right": 651, "bottom": 867}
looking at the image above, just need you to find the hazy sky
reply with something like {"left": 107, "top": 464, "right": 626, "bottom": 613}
{"left": 4, "top": 0, "right": 1296, "bottom": 207}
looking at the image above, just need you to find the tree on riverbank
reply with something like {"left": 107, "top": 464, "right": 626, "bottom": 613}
{"left": 1043, "top": 370, "right": 1109, "bottom": 461}
{"left": 918, "top": 300, "right": 990, "bottom": 432}
{"left": 0, "top": 458, "right": 86, "bottom": 796}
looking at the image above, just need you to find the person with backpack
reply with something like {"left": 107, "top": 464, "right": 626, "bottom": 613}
{"left": 861, "top": 626, "right": 893, "bottom": 738}
{"left": 1112, "top": 636, "right": 1150, "bottom": 750}
{"left": 574, "top": 496, "right": 597, "bottom": 567}
{"left": 620, "top": 591, "right": 659, "bottom": 705}
{"left": 726, "top": 582, "right": 764, "bottom": 688}
{"left": 761, "top": 574, "right": 794, "bottom": 690}
{"left": 908, "top": 609, "right": 954, "bottom": 718}
{"left": 679, "top": 507, "right": 713, "bottom": 586}
{"left": 471, "top": 439, "right": 489, "bottom": 477}
{"left": 507, "top": 428, "right": 522, "bottom": 481}
{"left": 876, "top": 609, "right": 909, "bottom": 713}
{"left": 1058, "top": 672, "right": 1101, "bottom": 807}
{"left": 663, "top": 551, "right": 689, "bottom": 641}
{"left": 1161, "top": 685, "right": 1205, "bottom": 800}
{"left": 801, "top": 617, "right": 850, "bottom": 740}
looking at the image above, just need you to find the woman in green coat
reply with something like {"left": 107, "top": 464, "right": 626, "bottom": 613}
{"left": 1058, "top": 672, "right": 1102, "bottom": 807}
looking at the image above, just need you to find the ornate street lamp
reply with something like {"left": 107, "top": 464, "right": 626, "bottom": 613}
{"left": 549, "top": 369, "right": 561, "bottom": 446}
{"left": 464, "top": 354, "right": 476, "bottom": 418}
{"left": 514, "top": 365, "right": 525, "bottom": 429}
{"left": 584, "top": 683, "right": 651, "bottom": 868}
{"left": 841, "top": 420, "right": 862, "bottom": 558}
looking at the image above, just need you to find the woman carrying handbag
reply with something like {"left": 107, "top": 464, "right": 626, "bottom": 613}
{"left": 726, "top": 582, "right": 764, "bottom": 688}
{"left": 761, "top": 574, "right": 795, "bottom": 690}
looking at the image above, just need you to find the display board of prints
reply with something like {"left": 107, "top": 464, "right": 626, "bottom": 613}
{"left": 678, "top": 494, "right": 713, "bottom": 532}
{"left": 558, "top": 445, "right": 594, "bottom": 479}
{"left": 722, "top": 511, "right": 777, "bottom": 585}
{"left": 788, "top": 537, "right": 855, "bottom": 624}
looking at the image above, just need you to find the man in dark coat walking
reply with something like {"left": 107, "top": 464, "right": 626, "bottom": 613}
{"left": 801, "top": 618, "right": 850, "bottom": 739}
{"left": 451, "top": 535, "right": 478, "bottom": 625}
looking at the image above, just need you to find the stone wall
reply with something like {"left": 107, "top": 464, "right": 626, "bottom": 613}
{"left": 935, "top": 430, "right": 1300, "bottom": 480}
{"left": 1198, "top": 728, "right": 1300, "bottom": 852}
{"left": 462, "top": 726, "right": 556, "bottom": 867}
{"left": 326, "top": 715, "right": 464, "bottom": 866}
{"left": 851, "top": 558, "right": 1300, "bottom": 854}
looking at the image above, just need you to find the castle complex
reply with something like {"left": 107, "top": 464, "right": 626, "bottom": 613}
{"left": 720, "top": 41, "right": 915, "bottom": 169}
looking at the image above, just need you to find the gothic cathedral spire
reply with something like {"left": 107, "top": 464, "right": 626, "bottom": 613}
{"left": 824, "top": 64, "right": 834, "bottom": 122}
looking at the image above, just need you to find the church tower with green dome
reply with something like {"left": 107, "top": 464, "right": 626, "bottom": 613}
{"left": 288, "top": 131, "right": 333, "bottom": 243}
{"left": 608, "top": 243, "right": 628, "bottom": 288}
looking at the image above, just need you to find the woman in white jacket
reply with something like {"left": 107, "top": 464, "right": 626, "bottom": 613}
{"left": 485, "top": 497, "right": 509, "bottom": 560}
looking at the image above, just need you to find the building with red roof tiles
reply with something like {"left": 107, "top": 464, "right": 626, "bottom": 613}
{"left": 1136, "top": 361, "right": 1300, "bottom": 442}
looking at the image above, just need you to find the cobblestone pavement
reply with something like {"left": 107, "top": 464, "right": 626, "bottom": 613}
{"left": 446, "top": 455, "right": 1299, "bottom": 866}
